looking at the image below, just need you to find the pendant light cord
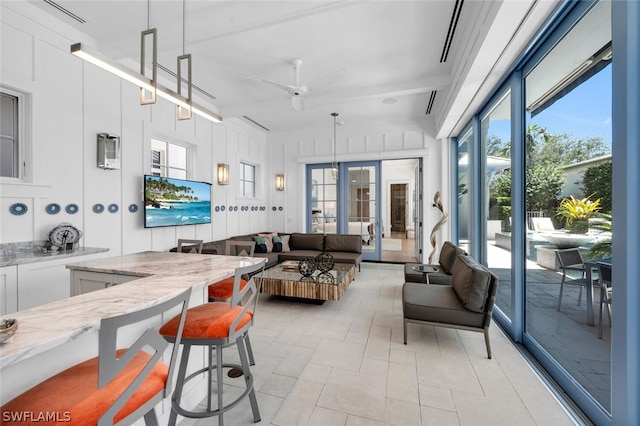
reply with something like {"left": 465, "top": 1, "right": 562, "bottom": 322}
{"left": 182, "top": 0, "right": 186, "bottom": 54}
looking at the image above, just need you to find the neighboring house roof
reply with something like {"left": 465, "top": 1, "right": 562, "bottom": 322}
{"left": 561, "top": 154, "right": 612, "bottom": 171}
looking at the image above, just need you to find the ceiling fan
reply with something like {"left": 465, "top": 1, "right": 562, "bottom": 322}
{"left": 245, "top": 58, "right": 310, "bottom": 111}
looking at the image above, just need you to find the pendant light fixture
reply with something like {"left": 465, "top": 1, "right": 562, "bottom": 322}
{"left": 176, "top": 0, "right": 192, "bottom": 120}
{"left": 140, "top": 0, "right": 157, "bottom": 105}
{"left": 331, "top": 112, "right": 339, "bottom": 180}
{"left": 70, "top": 0, "right": 221, "bottom": 123}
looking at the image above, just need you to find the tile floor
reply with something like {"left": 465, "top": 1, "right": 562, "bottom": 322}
{"left": 179, "top": 263, "right": 576, "bottom": 426}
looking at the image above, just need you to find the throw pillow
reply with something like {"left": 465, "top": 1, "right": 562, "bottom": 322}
{"left": 257, "top": 233, "right": 274, "bottom": 252}
{"left": 280, "top": 235, "right": 291, "bottom": 252}
{"left": 252, "top": 236, "right": 268, "bottom": 253}
{"left": 272, "top": 235, "right": 283, "bottom": 252}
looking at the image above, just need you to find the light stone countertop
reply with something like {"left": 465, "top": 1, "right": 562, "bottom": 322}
{"left": 0, "top": 246, "right": 109, "bottom": 267}
{"left": 0, "top": 251, "right": 264, "bottom": 369}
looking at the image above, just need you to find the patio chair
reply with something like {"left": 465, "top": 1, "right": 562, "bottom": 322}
{"left": 597, "top": 261, "right": 612, "bottom": 339}
{"left": 531, "top": 217, "right": 556, "bottom": 233}
{"left": 556, "top": 248, "right": 597, "bottom": 310}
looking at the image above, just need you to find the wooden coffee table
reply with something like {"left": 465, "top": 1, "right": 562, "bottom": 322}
{"left": 256, "top": 263, "right": 356, "bottom": 301}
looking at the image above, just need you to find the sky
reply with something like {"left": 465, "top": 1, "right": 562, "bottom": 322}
{"left": 488, "top": 64, "right": 612, "bottom": 148}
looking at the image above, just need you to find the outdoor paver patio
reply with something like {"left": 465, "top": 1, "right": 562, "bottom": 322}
{"left": 488, "top": 242, "right": 611, "bottom": 411}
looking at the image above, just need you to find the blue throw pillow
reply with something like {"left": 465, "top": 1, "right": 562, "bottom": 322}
{"left": 272, "top": 235, "right": 283, "bottom": 252}
{"left": 252, "top": 236, "right": 268, "bottom": 253}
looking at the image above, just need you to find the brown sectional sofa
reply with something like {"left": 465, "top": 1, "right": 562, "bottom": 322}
{"left": 174, "top": 232, "right": 363, "bottom": 271}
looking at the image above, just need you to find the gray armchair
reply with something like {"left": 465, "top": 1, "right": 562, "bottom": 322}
{"left": 403, "top": 254, "right": 499, "bottom": 358}
{"left": 404, "top": 241, "right": 466, "bottom": 285}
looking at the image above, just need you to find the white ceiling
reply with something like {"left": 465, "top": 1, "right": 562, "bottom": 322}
{"left": 27, "top": 0, "right": 557, "bottom": 136}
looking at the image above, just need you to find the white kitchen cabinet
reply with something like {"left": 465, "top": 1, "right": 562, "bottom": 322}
{"left": 0, "top": 266, "right": 18, "bottom": 315}
{"left": 15, "top": 252, "right": 109, "bottom": 311}
{"left": 18, "top": 257, "right": 74, "bottom": 311}
{"left": 70, "top": 270, "right": 140, "bottom": 296}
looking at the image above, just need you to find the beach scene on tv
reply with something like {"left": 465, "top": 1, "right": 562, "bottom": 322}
{"left": 144, "top": 176, "right": 212, "bottom": 227}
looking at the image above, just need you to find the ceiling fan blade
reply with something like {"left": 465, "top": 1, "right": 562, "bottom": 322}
{"left": 291, "top": 95, "right": 304, "bottom": 111}
{"left": 245, "top": 73, "right": 294, "bottom": 93}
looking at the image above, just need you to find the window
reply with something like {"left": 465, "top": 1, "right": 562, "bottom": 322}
{"left": 239, "top": 162, "right": 255, "bottom": 197}
{"left": 1, "top": 91, "right": 19, "bottom": 178}
{"left": 150, "top": 138, "right": 187, "bottom": 179}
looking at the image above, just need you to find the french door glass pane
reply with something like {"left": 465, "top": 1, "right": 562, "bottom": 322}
{"left": 310, "top": 166, "right": 338, "bottom": 234}
{"left": 348, "top": 165, "right": 377, "bottom": 254}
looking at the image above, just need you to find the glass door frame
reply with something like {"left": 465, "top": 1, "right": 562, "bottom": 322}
{"left": 341, "top": 160, "right": 382, "bottom": 262}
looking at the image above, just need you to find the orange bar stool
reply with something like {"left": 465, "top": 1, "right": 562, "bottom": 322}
{"left": 208, "top": 241, "right": 258, "bottom": 365}
{"left": 208, "top": 241, "right": 256, "bottom": 301}
{"left": 0, "top": 288, "right": 191, "bottom": 426}
{"left": 161, "top": 259, "right": 265, "bottom": 426}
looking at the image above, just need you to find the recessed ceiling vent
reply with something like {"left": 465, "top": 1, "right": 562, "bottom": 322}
{"left": 440, "top": 0, "right": 464, "bottom": 63}
{"left": 43, "top": 0, "right": 86, "bottom": 24}
{"left": 425, "top": 91, "right": 437, "bottom": 115}
{"left": 243, "top": 116, "right": 270, "bottom": 132}
{"left": 156, "top": 63, "right": 217, "bottom": 102}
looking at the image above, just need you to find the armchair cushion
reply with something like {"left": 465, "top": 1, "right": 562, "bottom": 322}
{"left": 403, "top": 283, "right": 485, "bottom": 328}
{"left": 439, "top": 241, "right": 466, "bottom": 274}
{"left": 451, "top": 255, "right": 492, "bottom": 313}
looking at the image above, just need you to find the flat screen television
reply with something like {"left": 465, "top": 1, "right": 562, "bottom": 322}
{"left": 144, "top": 175, "right": 212, "bottom": 228}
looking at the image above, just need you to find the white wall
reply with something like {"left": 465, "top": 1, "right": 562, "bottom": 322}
{"left": 0, "top": 2, "right": 268, "bottom": 252}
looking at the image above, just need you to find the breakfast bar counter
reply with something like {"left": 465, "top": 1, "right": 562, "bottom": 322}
{"left": 0, "top": 251, "right": 263, "bottom": 406}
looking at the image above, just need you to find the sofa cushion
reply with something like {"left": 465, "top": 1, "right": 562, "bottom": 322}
{"left": 289, "top": 233, "right": 324, "bottom": 251}
{"left": 324, "top": 234, "right": 362, "bottom": 253}
{"left": 272, "top": 235, "right": 283, "bottom": 252}
{"left": 192, "top": 240, "right": 224, "bottom": 255}
{"left": 439, "top": 241, "right": 466, "bottom": 274}
{"left": 252, "top": 236, "right": 268, "bottom": 253}
{"left": 280, "top": 235, "right": 291, "bottom": 252}
{"left": 258, "top": 232, "right": 278, "bottom": 252}
{"left": 327, "top": 251, "right": 362, "bottom": 266}
{"left": 451, "top": 255, "right": 493, "bottom": 313}
{"left": 402, "top": 283, "right": 485, "bottom": 328}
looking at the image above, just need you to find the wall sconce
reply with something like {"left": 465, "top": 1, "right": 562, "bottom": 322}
{"left": 97, "top": 133, "right": 120, "bottom": 170}
{"left": 217, "top": 163, "right": 229, "bottom": 185}
{"left": 275, "top": 174, "right": 285, "bottom": 191}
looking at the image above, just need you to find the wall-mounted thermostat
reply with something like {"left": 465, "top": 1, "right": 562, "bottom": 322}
{"left": 97, "top": 133, "right": 120, "bottom": 170}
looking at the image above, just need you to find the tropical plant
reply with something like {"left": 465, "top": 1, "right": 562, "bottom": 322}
{"left": 556, "top": 194, "right": 601, "bottom": 233}
{"left": 588, "top": 213, "right": 612, "bottom": 259}
{"left": 582, "top": 160, "right": 612, "bottom": 212}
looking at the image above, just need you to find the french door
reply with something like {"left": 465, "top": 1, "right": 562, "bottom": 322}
{"left": 307, "top": 161, "right": 382, "bottom": 261}
{"left": 344, "top": 162, "right": 381, "bottom": 261}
